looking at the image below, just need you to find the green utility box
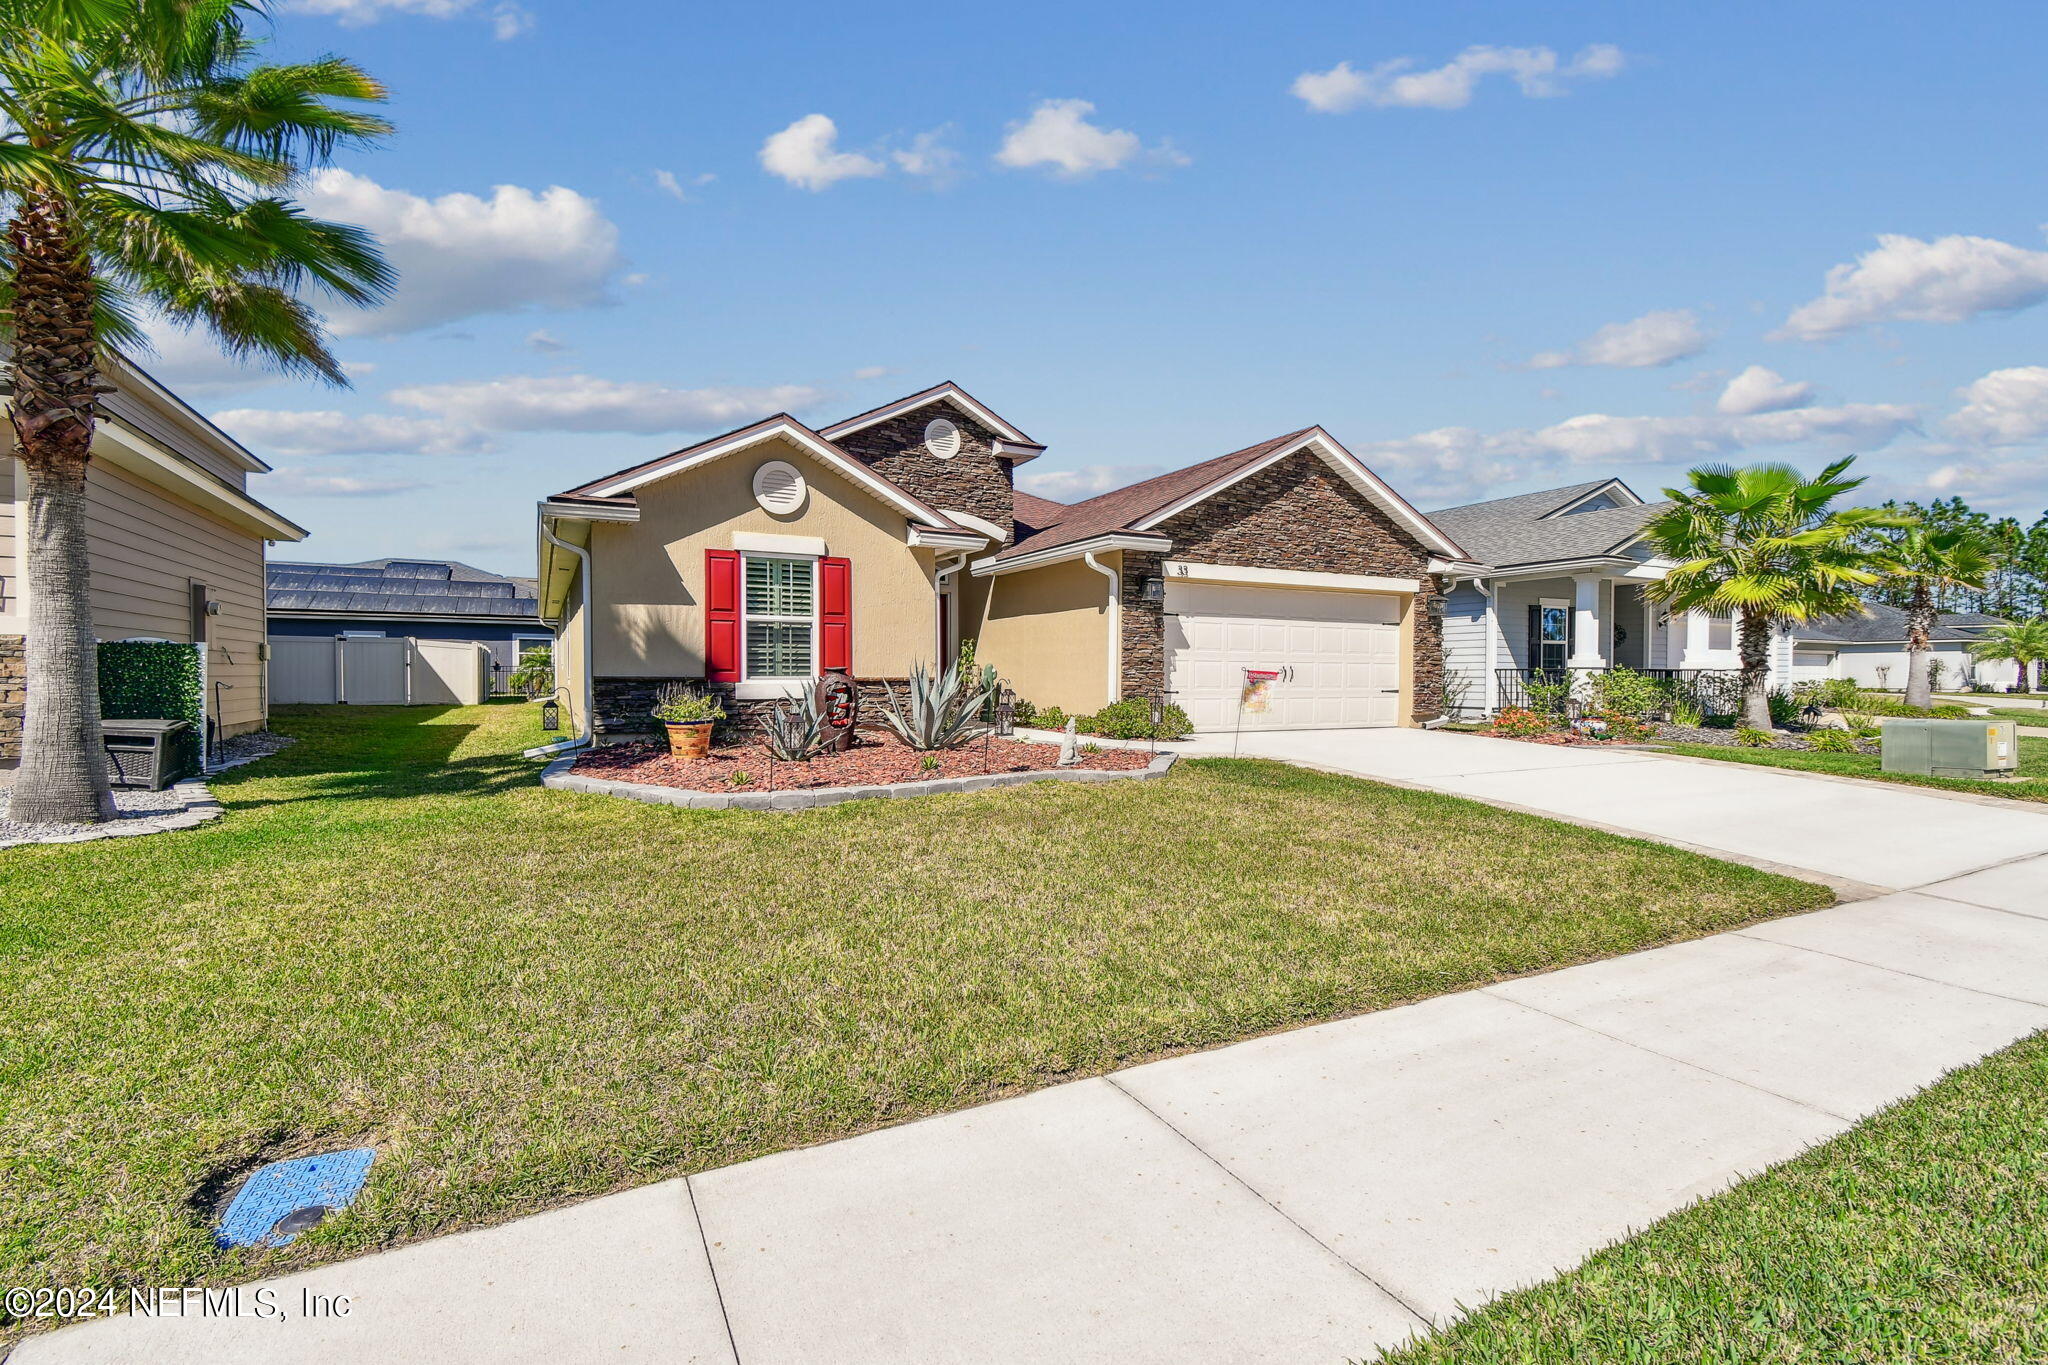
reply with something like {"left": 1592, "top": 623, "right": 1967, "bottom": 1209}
{"left": 1881, "top": 719, "right": 2021, "bottom": 780}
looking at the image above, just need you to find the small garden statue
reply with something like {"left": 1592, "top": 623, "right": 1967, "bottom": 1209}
{"left": 1057, "top": 717, "right": 1080, "bottom": 766}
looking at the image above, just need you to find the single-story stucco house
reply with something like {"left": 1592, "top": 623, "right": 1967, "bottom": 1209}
{"left": 1, "top": 355, "right": 307, "bottom": 778}
{"left": 267, "top": 557, "right": 545, "bottom": 689}
{"left": 534, "top": 382, "right": 1478, "bottom": 739}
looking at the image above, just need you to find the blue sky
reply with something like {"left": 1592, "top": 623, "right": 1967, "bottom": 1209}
{"left": 168, "top": 0, "right": 2048, "bottom": 575}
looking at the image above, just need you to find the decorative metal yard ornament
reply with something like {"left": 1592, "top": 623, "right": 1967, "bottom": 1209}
{"left": 1057, "top": 717, "right": 1080, "bottom": 766}
{"left": 540, "top": 698, "right": 560, "bottom": 731}
{"left": 995, "top": 687, "right": 1015, "bottom": 737}
{"left": 817, "top": 668, "right": 860, "bottom": 753}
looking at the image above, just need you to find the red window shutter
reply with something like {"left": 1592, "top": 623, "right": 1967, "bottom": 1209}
{"left": 819, "top": 556, "right": 852, "bottom": 673}
{"left": 705, "top": 549, "right": 741, "bottom": 683}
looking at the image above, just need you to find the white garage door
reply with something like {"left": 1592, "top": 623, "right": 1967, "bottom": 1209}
{"left": 1165, "top": 581, "right": 1403, "bottom": 732}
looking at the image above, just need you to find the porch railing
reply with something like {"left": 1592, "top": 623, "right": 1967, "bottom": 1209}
{"left": 1492, "top": 667, "right": 1743, "bottom": 719}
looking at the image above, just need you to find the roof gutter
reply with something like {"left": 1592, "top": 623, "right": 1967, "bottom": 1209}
{"left": 969, "top": 532, "right": 1170, "bottom": 577}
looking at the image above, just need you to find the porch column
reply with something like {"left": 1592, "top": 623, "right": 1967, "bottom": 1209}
{"left": 1482, "top": 584, "right": 1500, "bottom": 714}
{"left": 1676, "top": 609, "right": 1709, "bottom": 669}
{"left": 1568, "top": 574, "right": 1605, "bottom": 669}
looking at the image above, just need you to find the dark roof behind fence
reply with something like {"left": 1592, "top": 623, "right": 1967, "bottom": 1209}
{"left": 267, "top": 558, "right": 541, "bottom": 620}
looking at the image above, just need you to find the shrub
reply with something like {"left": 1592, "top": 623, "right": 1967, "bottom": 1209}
{"left": 1853, "top": 695, "right": 1973, "bottom": 720}
{"left": 727, "top": 769, "right": 753, "bottom": 787}
{"left": 1490, "top": 706, "right": 1556, "bottom": 738}
{"left": 1009, "top": 697, "right": 1038, "bottom": 727}
{"left": 881, "top": 661, "right": 993, "bottom": 751}
{"left": 508, "top": 643, "right": 553, "bottom": 698}
{"left": 1765, "top": 687, "right": 1806, "bottom": 728}
{"left": 1077, "top": 698, "right": 1193, "bottom": 740}
{"left": 1589, "top": 667, "right": 1666, "bottom": 718}
{"left": 1810, "top": 677, "right": 1863, "bottom": 711}
{"left": 1521, "top": 676, "right": 1573, "bottom": 717}
{"left": 1591, "top": 708, "right": 1654, "bottom": 742}
{"left": 1932, "top": 704, "right": 1970, "bottom": 719}
{"left": 1807, "top": 728, "right": 1858, "bottom": 753}
{"left": 761, "top": 689, "right": 827, "bottom": 762}
{"left": 1734, "top": 725, "right": 1774, "bottom": 747}
{"left": 1031, "top": 706, "right": 1068, "bottom": 733}
{"left": 650, "top": 683, "right": 726, "bottom": 725}
{"left": 1668, "top": 695, "right": 1706, "bottom": 728}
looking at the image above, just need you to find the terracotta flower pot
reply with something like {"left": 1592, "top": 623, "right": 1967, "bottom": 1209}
{"left": 664, "top": 720, "right": 714, "bottom": 759}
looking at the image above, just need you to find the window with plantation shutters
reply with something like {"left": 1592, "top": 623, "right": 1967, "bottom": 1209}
{"left": 742, "top": 556, "right": 814, "bottom": 680}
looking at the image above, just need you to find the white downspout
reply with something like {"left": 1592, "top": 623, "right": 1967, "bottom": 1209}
{"left": 526, "top": 513, "right": 594, "bottom": 758}
{"left": 1081, "top": 551, "right": 1120, "bottom": 708}
{"left": 934, "top": 552, "right": 969, "bottom": 663}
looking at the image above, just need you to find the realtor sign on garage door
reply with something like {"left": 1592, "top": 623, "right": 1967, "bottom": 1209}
{"left": 1165, "top": 581, "right": 1403, "bottom": 733}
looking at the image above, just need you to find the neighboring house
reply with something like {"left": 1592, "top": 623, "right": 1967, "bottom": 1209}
{"left": 1793, "top": 604, "right": 2017, "bottom": 691}
{"left": 0, "top": 354, "right": 308, "bottom": 776}
{"left": 267, "top": 558, "right": 545, "bottom": 689}
{"left": 536, "top": 382, "right": 1474, "bottom": 738}
{"left": 1431, "top": 478, "right": 1762, "bottom": 716}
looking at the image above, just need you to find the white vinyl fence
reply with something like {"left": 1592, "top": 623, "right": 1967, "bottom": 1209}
{"left": 268, "top": 636, "right": 490, "bottom": 706}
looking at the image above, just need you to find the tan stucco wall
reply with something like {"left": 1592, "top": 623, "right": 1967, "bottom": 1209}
{"left": 554, "top": 559, "right": 589, "bottom": 734}
{"left": 587, "top": 435, "right": 941, "bottom": 678}
{"left": 0, "top": 458, "right": 17, "bottom": 619}
{"left": 973, "top": 554, "right": 1115, "bottom": 715}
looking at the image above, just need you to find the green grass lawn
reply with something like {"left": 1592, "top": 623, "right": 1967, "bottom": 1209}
{"left": 1380, "top": 1029, "right": 2048, "bottom": 1364}
{"left": 1658, "top": 735, "right": 2048, "bottom": 804}
{"left": 1979, "top": 708, "right": 2048, "bottom": 729}
{"left": 0, "top": 702, "right": 1830, "bottom": 1341}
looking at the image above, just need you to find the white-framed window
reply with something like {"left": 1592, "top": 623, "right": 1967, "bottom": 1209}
{"left": 511, "top": 634, "right": 551, "bottom": 661}
{"left": 741, "top": 554, "right": 816, "bottom": 690}
{"left": 1706, "top": 613, "right": 1734, "bottom": 652}
{"left": 1793, "top": 650, "right": 1834, "bottom": 668}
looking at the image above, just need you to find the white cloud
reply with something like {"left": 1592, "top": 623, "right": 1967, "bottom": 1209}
{"left": 299, "top": 169, "right": 624, "bottom": 337}
{"left": 260, "top": 468, "right": 428, "bottom": 498}
{"left": 651, "top": 169, "right": 714, "bottom": 202}
{"left": 1292, "top": 44, "right": 1624, "bottom": 113}
{"left": 290, "top": 0, "right": 530, "bottom": 38}
{"left": 1019, "top": 464, "right": 1165, "bottom": 500}
{"left": 1528, "top": 309, "right": 1709, "bottom": 370}
{"left": 1358, "top": 400, "right": 1919, "bottom": 505}
{"left": 387, "top": 374, "right": 827, "bottom": 434}
{"left": 212, "top": 408, "right": 494, "bottom": 456}
{"left": 525, "top": 328, "right": 569, "bottom": 353}
{"left": 1776, "top": 232, "right": 2048, "bottom": 340}
{"left": 1717, "top": 364, "right": 1816, "bottom": 415}
{"left": 995, "top": 99, "right": 1186, "bottom": 178}
{"left": 850, "top": 365, "right": 895, "bottom": 381}
{"left": 1946, "top": 365, "right": 2048, "bottom": 444}
{"left": 760, "top": 114, "right": 886, "bottom": 192}
{"left": 894, "top": 128, "right": 961, "bottom": 181}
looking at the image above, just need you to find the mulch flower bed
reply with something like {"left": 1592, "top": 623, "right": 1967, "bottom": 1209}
{"left": 573, "top": 733, "right": 1154, "bottom": 792}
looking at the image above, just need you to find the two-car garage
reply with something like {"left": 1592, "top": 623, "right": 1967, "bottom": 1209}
{"left": 1162, "top": 573, "right": 1410, "bottom": 733}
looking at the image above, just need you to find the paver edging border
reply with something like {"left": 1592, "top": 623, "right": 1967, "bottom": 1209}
{"left": 0, "top": 776, "right": 225, "bottom": 850}
{"left": 541, "top": 751, "right": 1177, "bottom": 811}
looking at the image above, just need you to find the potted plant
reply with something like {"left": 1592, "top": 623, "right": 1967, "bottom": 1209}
{"left": 650, "top": 682, "right": 726, "bottom": 759}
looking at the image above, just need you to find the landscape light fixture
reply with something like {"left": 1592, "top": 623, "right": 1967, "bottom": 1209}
{"left": 540, "top": 698, "right": 560, "bottom": 731}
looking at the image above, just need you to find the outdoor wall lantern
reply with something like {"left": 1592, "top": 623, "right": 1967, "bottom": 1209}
{"left": 540, "top": 698, "right": 561, "bottom": 731}
{"left": 995, "top": 687, "right": 1016, "bottom": 737}
{"left": 1141, "top": 576, "right": 1164, "bottom": 603}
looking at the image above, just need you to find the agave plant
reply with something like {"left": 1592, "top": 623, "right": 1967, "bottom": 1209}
{"left": 761, "top": 688, "right": 828, "bottom": 761}
{"left": 882, "top": 661, "right": 994, "bottom": 751}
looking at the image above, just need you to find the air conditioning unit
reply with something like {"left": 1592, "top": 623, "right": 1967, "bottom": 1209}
{"left": 1881, "top": 719, "right": 2020, "bottom": 780}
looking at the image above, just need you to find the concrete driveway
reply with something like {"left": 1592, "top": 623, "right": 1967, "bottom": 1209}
{"left": 1177, "top": 725, "right": 2048, "bottom": 890}
{"left": 20, "top": 730, "right": 2048, "bottom": 1365}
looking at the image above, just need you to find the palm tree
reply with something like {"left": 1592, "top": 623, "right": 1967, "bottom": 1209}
{"left": 1645, "top": 458, "right": 1902, "bottom": 730}
{"left": 1970, "top": 618, "right": 2048, "bottom": 693}
{"left": 1, "top": 0, "right": 391, "bottom": 823}
{"left": 1876, "top": 525, "right": 1999, "bottom": 707}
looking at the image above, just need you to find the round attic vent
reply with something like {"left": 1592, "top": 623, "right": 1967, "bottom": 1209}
{"left": 924, "top": 418, "right": 962, "bottom": 459}
{"left": 752, "top": 460, "right": 806, "bottom": 516}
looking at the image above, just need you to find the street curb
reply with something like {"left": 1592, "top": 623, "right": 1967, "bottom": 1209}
{"left": 542, "top": 751, "right": 1177, "bottom": 811}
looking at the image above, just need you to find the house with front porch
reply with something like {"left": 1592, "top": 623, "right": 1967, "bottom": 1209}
{"left": 1430, "top": 479, "right": 1757, "bottom": 717}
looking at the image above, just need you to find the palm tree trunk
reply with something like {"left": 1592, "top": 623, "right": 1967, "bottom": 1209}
{"left": 7, "top": 194, "right": 113, "bottom": 824}
{"left": 1903, "top": 583, "right": 1936, "bottom": 709}
{"left": 1738, "top": 609, "right": 1773, "bottom": 729}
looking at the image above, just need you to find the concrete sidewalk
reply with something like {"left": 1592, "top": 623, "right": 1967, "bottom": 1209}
{"left": 20, "top": 735, "right": 2048, "bottom": 1364}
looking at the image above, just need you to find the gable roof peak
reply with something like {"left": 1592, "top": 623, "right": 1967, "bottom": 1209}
{"left": 817, "top": 380, "right": 1039, "bottom": 453}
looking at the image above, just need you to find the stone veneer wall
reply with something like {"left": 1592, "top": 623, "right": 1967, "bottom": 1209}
{"left": 0, "top": 635, "right": 21, "bottom": 762}
{"left": 1117, "top": 451, "right": 1447, "bottom": 719}
{"left": 593, "top": 675, "right": 910, "bottom": 740}
{"left": 831, "top": 404, "right": 1016, "bottom": 537}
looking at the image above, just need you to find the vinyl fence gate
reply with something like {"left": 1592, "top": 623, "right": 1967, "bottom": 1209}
{"left": 267, "top": 636, "right": 490, "bottom": 706}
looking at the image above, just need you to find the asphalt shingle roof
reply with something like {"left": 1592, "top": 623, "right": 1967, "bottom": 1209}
{"left": 267, "top": 559, "right": 540, "bottom": 619}
{"left": 1426, "top": 482, "right": 1667, "bottom": 569}
{"left": 1798, "top": 603, "right": 2005, "bottom": 645}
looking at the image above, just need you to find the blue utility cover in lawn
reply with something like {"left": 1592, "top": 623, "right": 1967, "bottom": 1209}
{"left": 215, "top": 1148, "right": 374, "bottom": 1248}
